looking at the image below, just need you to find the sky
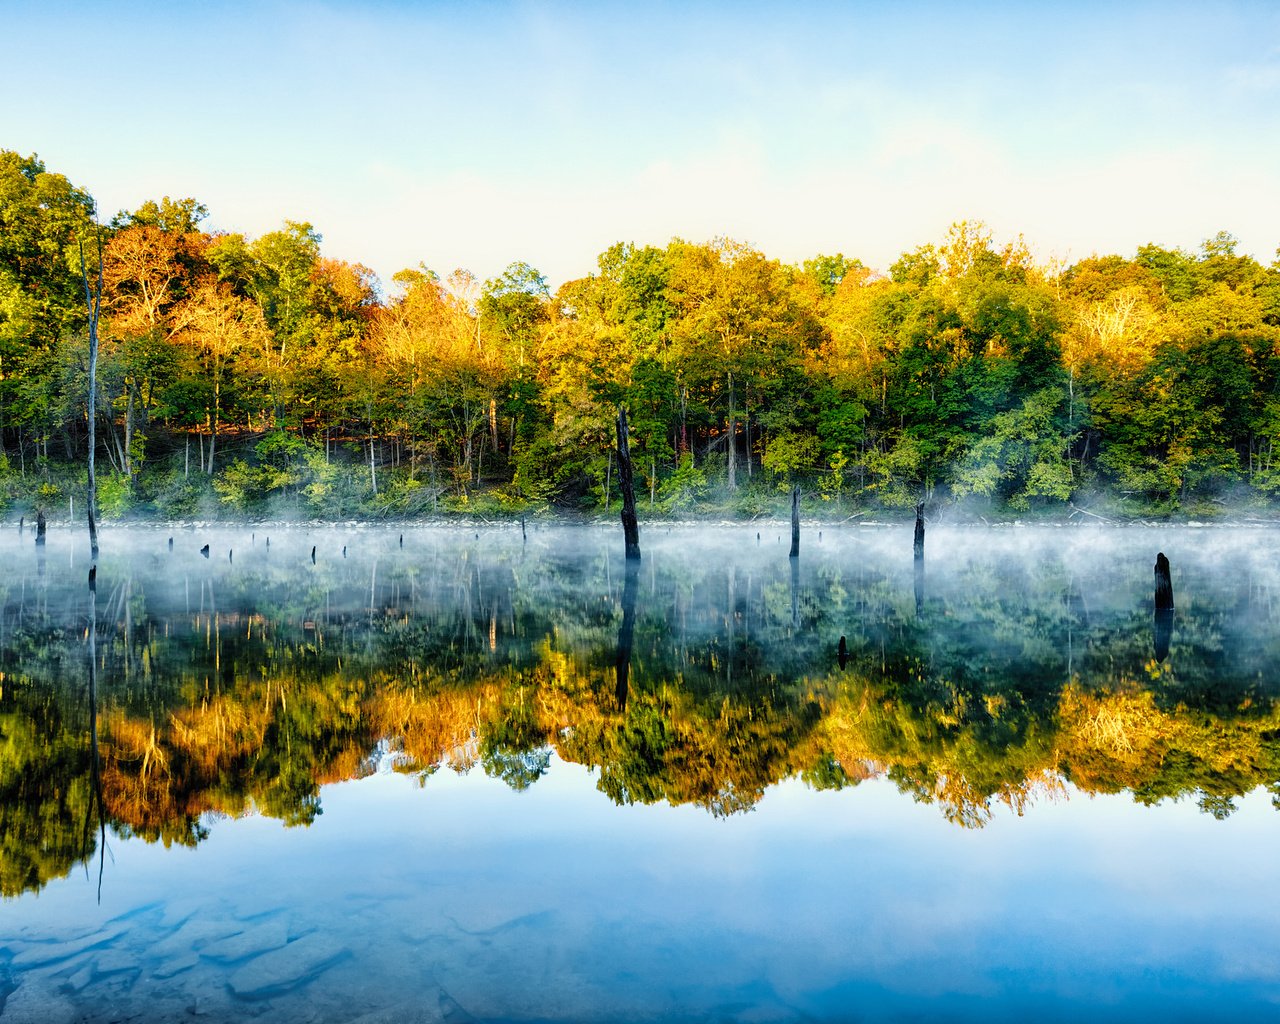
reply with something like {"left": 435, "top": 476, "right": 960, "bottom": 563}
{"left": 3, "top": 0, "right": 1278, "bottom": 292}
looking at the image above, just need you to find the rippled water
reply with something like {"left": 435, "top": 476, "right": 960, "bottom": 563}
{"left": 3, "top": 522, "right": 1280, "bottom": 1022}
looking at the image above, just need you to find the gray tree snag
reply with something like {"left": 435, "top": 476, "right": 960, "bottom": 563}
{"left": 79, "top": 225, "right": 104, "bottom": 560}
{"left": 617, "top": 406, "right": 641, "bottom": 561}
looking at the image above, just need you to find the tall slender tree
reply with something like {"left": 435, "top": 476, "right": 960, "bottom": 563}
{"left": 79, "top": 224, "right": 104, "bottom": 559}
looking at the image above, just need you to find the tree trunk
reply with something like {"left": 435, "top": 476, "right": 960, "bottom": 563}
{"left": 616, "top": 406, "right": 641, "bottom": 561}
{"left": 124, "top": 383, "right": 135, "bottom": 481}
{"left": 208, "top": 377, "right": 220, "bottom": 475}
{"left": 914, "top": 503, "right": 925, "bottom": 561}
{"left": 789, "top": 484, "right": 800, "bottom": 558}
{"left": 1154, "top": 552, "right": 1174, "bottom": 610}
{"left": 727, "top": 372, "right": 736, "bottom": 490}
{"left": 79, "top": 232, "right": 101, "bottom": 559}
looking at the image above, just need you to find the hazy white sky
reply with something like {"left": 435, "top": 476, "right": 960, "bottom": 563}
{"left": 3, "top": 0, "right": 1278, "bottom": 290}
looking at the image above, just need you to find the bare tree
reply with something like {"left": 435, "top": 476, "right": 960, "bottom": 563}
{"left": 79, "top": 223, "right": 104, "bottom": 559}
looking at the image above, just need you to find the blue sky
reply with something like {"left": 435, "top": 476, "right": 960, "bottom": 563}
{"left": 3, "top": 0, "right": 1278, "bottom": 289}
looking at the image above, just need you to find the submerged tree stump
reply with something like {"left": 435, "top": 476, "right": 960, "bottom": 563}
{"left": 35, "top": 510, "right": 46, "bottom": 546}
{"left": 913, "top": 503, "right": 925, "bottom": 561}
{"left": 617, "top": 406, "right": 641, "bottom": 562}
{"left": 1154, "top": 552, "right": 1174, "bottom": 610}
{"left": 789, "top": 485, "right": 800, "bottom": 558}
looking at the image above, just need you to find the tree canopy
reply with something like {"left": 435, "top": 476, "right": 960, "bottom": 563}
{"left": 3, "top": 148, "right": 1279, "bottom": 520}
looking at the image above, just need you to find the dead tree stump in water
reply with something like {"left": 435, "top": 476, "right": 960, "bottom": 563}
{"left": 1155, "top": 552, "right": 1174, "bottom": 610}
{"left": 35, "top": 510, "right": 46, "bottom": 546}
{"left": 789, "top": 485, "right": 800, "bottom": 559}
{"left": 913, "top": 503, "right": 925, "bottom": 561}
{"left": 616, "top": 406, "right": 641, "bottom": 562}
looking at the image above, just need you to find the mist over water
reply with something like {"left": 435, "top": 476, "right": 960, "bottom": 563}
{"left": 3, "top": 521, "right": 1280, "bottom": 1022}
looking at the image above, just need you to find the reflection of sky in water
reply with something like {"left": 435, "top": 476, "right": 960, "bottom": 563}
{"left": 8, "top": 752, "right": 1280, "bottom": 1022}
{"left": 7, "top": 522, "right": 1280, "bottom": 1020}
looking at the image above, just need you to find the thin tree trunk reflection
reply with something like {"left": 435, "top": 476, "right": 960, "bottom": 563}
{"left": 616, "top": 561, "right": 639, "bottom": 711}
{"left": 82, "top": 566, "right": 107, "bottom": 902}
{"left": 1154, "top": 609, "right": 1174, "bottom": 662}
{"left": 790, "top": 558, "right": 800, "bottom": 630}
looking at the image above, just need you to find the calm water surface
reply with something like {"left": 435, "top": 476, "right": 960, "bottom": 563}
{"left": 3, "top": 522, "right": 1280, "bottom": 1022}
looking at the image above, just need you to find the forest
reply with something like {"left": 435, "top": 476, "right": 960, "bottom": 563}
{"left": 4, "top": 148, "right": 1280, "bottom": 521}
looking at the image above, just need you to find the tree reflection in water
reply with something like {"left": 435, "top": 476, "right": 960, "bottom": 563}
{"left": 3, "top": 524, "right": 1280, "bottom": 896}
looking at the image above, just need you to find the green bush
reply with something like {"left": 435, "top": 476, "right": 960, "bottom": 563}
{"left": 96, "top": 474, "right": 132, "bottom": 519}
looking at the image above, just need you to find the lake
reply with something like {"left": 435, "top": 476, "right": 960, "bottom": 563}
{"left": 3, "top": 521, "right": 1280, "bottom": 1022}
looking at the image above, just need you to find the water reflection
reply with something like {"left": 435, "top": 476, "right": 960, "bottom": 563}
{"left": 615, "top": 560, "right": 638, "bottom": 711}
{"left": 1154, "top": 608, "right": 1174, "bottom": 662}
{"left": 84, "top": 566, "right": 106, "bottom": 903}
{"left": 3, "top": 525, "right": 1280, "bottom": 897}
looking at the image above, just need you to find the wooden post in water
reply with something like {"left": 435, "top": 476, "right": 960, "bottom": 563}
{"left": 1154, "top": 552, "right": 1174, "bottom": 610}
{"left": 789, "top": 485, "right": 800, "bottom": 558}
{"left": 617, "top": 406, "right": 641, "bottom": 562}
{"left": 913, "top": 503, "right": 925, "bottom": 561}
{"left": 35, "top": 509, "right": 46, "bottom": 545}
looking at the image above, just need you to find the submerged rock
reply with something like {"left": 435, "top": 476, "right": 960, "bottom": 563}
{"left": 199, "top": 918, "right": 290, "bottom": 964}
{"left": 9, "top": 924, "right": 128, "bottom": 969}
{"left": 227, "top": 932, "right": 349, "bottom": 999}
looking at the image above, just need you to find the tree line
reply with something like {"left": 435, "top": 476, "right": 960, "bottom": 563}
{"left": 3, "top": 149, "right": 1280, "bottom": 519}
